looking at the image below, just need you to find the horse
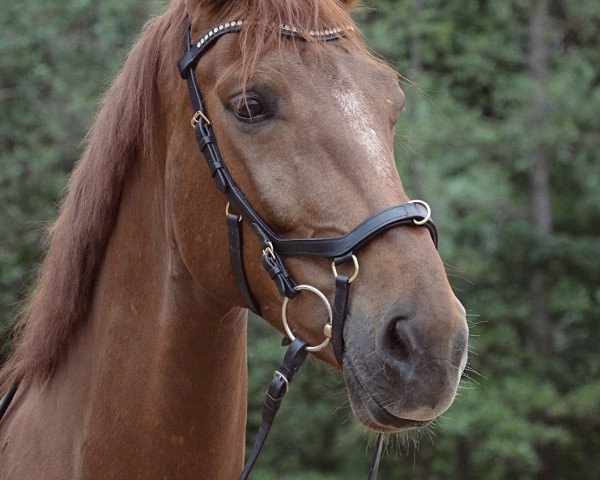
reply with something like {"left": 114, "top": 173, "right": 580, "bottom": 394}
{"left": 0, "top": 0, "right": 468, "bottom": 478}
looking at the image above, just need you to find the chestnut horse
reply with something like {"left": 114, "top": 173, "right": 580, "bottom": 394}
{"left": 0, "top": 0, "right": 468, "bottom": 478}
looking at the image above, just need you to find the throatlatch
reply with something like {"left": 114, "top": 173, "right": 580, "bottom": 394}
{"left": 178, "top": 18, "right": 439, "bottom": 480}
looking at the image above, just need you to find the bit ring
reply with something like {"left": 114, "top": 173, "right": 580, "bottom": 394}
{"left": 281, "top": 285, "right": 332, "bottom": 352}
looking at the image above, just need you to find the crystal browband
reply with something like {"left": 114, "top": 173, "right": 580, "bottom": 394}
{"left": 193, "top": 19, "right": 354, "bottom": 49}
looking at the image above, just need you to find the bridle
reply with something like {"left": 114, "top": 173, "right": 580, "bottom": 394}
{"left": 177, "top": 18, "right": 439, "bottom": 480}
{"left": 0, "top": 17, "right": 439, "bottom": 480}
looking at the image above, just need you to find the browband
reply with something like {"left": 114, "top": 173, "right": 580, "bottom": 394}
{"left": 178, "top": 19, "right": 349, "bottom": 75}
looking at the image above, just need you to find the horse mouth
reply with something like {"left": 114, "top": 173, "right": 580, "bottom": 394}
{"left": 344, "top": 358, "right": 431, "bottom": 433}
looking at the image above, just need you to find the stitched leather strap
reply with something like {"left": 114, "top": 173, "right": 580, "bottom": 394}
{"left": 239, "top": 338, "right": 309, "bottom": 480}
{"left": 332, "top": 272, "right": 351, "bottom": 369}
{"left": 227, "top": 212, "right": 261, "bottom": 315}
{"left": 261, "top": 250, "right": 298, "bottom": 298}
{"left": 262, "top": 202, "right": 437, "bottom": 257}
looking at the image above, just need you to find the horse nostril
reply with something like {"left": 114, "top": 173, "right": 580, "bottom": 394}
{"left": 384, "top": 318, "right": 414, "bottom": 372}
{"left": 390, "top": 320, "right": 410, "bottom": 358}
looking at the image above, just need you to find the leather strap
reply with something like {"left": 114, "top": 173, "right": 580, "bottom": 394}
{"left": 330, "top": 264, "right": 384, "bottom": 479}
{"left": 261, "top": 249, "right": 298, "bottom": 298}
{"left": 368, "top": 433, "right": 384, "bottom": 480}
{"left": 239, "top": 338, "right": 309, "bottom": 479}
{"left": 262, "top": 202, "right": 437, "bottom": 257}
{"left": 331, "top": 268, "right": 351, "bottom": 368}
{"left": 227, "top": 212, "right": 261, "bottom": 315}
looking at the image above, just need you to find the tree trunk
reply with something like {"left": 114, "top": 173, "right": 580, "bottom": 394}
{"left": 528, "top": 0, "right": 553, "bottom": 359}
{"left": 457, "top": 437, "right": 471, "bottom": 480}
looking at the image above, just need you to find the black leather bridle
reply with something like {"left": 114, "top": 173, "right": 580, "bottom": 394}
{"left": 177, "top": 18, "right": 438, "bottom": 480}
{"left": 0, "top": 17, "right": 439, "bottom": 480}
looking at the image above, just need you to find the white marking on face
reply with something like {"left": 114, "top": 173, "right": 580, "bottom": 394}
{"left": 332, "top": 88, "right": 395, "bottom": 186}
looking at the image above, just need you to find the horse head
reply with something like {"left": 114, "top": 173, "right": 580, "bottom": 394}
{"left": 168, "top": 0, "right": 469, "bottom": 433}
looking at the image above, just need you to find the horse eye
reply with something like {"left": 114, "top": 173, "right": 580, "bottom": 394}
{"left": 230, "top": 95, "right": 269, "bottom": 123}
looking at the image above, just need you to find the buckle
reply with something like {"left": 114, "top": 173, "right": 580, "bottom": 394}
{"left": 191, "top": 110, "right": 211, "bottom": 128}
{"left": 273, "top": 370, "right": 289, "bottom": 394}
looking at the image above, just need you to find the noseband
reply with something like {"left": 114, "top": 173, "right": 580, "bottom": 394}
{"left": 177, "top": 18, "right": 438, "bottom": 479}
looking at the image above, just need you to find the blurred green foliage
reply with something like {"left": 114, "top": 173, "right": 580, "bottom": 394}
{"left": 1, "top": 0, "right": 599, "bottom": 478}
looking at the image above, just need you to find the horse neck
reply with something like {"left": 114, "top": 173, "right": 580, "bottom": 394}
{"left": 52, "top": 146, "right": 248, "bottom": 475}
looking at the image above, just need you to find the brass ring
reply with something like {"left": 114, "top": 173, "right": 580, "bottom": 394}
{"left": 281, "top": 285, "right": 332, "bottom": 352}
{"left": 225, "top": 202, "right": 242, "bottom": 222}
{"left": 331, "top": 254, "right": 360, "bottom": 283}
{"left": 408, "top": 199, "right": 432, "bottom": 225}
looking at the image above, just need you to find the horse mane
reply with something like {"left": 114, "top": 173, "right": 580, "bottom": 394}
{"left": 1, "top": 0, "right": 364, "bottom": 387}
{"left": 0, "top": 1, "right": 188, "bottom": 385}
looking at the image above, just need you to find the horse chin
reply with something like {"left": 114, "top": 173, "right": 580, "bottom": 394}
{"left": 343, "top": 359, "right": 432, "bottom": 433}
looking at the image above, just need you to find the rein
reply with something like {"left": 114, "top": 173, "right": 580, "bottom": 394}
{"left": 177, "top": 18, "right": 439, "bottom": 480}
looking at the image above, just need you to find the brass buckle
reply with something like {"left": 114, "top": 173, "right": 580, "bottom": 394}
{"left": 191, "top": 110, "right": 211, "bottom": 128}
{"left": 263, "top": 241, "right": 275, "bottom": 260}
